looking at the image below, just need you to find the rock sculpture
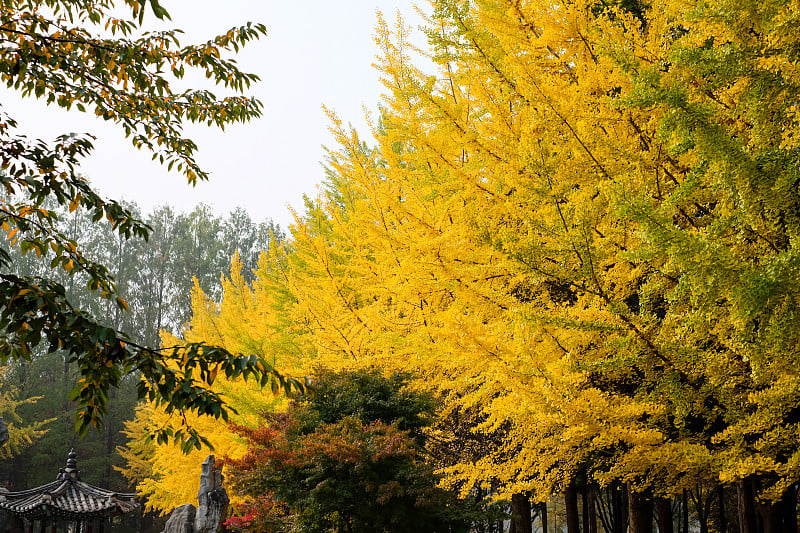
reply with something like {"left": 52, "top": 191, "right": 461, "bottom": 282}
{"left": 162, "top": 504, "right": 196, "bottom": 533}
{"left": 194, "top": 455, "right": 229, "bottom": 533}
{"left": 160, "top": 455, "right": 229, "bottom": 533}
{"left": 161, "top": 455, "right": 230, "bottom": 533}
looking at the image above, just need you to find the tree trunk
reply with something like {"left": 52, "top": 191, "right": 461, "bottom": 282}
{"left": 738, "top": 478, "right": 758, "bottom": 533}
{"left": 511, "top": 493, "right": 532, "bottom": 533}
{"left": 717, "top": 485, "right": 727, "bottom": 533}
{"left": 784, "top": 484, "right": 798, "bottom": 533}
{"left": 582, "top": 487, "right": 590, "bottom": 533}
{"left": 613, "top": 484, "right": 627, "bottom": 533}
{"left": 759, "top": 499, "right": 782, "bottom": 533}
{"left": 540, "top": 502, "right": 548, "bottom": 533}
{"left": 655, "top": 497, "right": 673, "bottom": 533}
{"left": 583, "top": 486, "right": 598, "bottom": 533}
{"left": 682, "top": 490, "right": 689, "bottom": 533}
{"left": 566, "top": 481, "right": 580, "bottom": 533}
{"left": 697, "top": 493, "right": 708, "bottom": 533}
{"left": 628, "top": 485, "right": 654, "bottom": 533}
{"left": 756, "top": 485, "right": 791, "bottom": 533}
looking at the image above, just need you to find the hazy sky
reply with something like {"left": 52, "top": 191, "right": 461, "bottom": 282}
{"left": 4, "top": 1, "right": 428, "bottom": 230}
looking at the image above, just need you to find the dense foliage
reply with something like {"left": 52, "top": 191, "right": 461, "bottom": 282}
{"left": 224, "top": 369, "right": 490, "bottom": 533}
{"left": 124, "top": 0, "right": 800, "bottom": 530}
{"left": 12, "top": 0, "right": 800, "bottom": 531}
{"left": 285, "top": 0, "right": 800, "bottom": 529}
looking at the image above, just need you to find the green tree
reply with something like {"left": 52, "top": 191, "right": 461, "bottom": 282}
{"left": 0, "top": 0, "right": 300, "bottom": 447}
{"left": 225, "top": 368, "right": 489, "bottom": 533}
{"left": 221, "top": 207, "right": 284, "bottom": 285}
{"left": 0, "top": 350, "right": 139, "bottom": 489}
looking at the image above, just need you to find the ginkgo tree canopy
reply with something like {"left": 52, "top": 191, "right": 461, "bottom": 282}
{"left": 0, "top": 0, "right": 303, "bottom": 450}
{"left": 266, "top": 0, "right": 800, "bottom": 503}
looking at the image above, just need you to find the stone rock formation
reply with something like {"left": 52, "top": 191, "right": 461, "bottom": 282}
{"left": 161, "top": 503, "right": 196, "bottom": 533}
{"left": 160, "top": 455, "right": 229, "bottom": 533}
{"left": 194, "top": 455, "right": 229, "bottom": 533}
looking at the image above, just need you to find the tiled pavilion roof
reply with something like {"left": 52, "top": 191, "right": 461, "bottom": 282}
{"left": 0, "top": 449, "right": 137, "bottom": 522}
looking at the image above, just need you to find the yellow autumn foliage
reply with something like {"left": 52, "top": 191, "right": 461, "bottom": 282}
{"left": 119, "top": 253, "right": 308, "bottom": 513}
{"left": 277, "top": 0, "right": 800, "bottom": 502}
{"left": 125, "top": 0, "right": 800, "bottom": 512}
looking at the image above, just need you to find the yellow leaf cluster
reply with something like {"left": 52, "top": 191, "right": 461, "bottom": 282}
{"left": 125, "top": 0, "right": 800, "bottom": 506}
{"left": 119, "top": 253, "right": 307, "bottom": 513}
{"left": 269, "top": 0, "right": 800, "bottom": 501}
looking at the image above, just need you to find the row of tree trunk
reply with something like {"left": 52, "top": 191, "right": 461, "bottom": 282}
{"left": 506, "top": 478, "right": 798, "bottom": 533}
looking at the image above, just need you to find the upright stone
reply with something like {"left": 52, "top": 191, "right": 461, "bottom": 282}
{"left": 162, "top": 504, "right": 196, "bottom": 533}
{"left": 194, "top": 455, "right": 229, "bottom": 533}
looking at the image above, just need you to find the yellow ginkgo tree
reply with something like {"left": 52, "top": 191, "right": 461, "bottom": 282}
{"left": 274, "top": 0, "right": 800, "bottom": 530}
{"left": 118, "top": 253, "right": 311, "bottom": 513}
{"left": 125, "top": 0, "right": 800, "bottom": 530}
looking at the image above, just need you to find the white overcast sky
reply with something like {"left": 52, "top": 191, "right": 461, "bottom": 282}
{"left": 3, "top": 1, "right": 429, "bottom": 230}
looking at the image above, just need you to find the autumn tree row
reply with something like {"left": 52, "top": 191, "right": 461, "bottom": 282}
{"left": 118, "top": 0, "right": 800, "bottom": 532}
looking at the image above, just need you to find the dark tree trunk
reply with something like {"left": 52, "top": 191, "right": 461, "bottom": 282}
{"left": 583, "top": 486, "right": 598, "bottom": 533}
{"left": 759, "top": 499, "right": 783, "bottom": 533}
{"left": 784, "top": 484, "right": 798, "bottom": 533}
{"left": 566, "top": 481, "right": 580, "bottom": 533}
{"left": 717, "top": 485, "right": 727, "bottom": 533}
{"left": 613, "top": 484, "right": 628, "bottom": 533}
{"left": 540, "top": 502, "right": 548, "bottom": 533}
{"left": 583, "top": 487, "right": 590, "bottom": 533}
{"left": 511, "top": 493, "right": 532, "bottom": 533}
{"left": 628, "top": 485, "right": 654, "bottom": 533}
{"left": 695, "top": 488, "right": 709, "bottom": 533}
{"left": 655, "top": 497, "right": 673, "bottom": 533}
{"left": 682, "top": 490, "right": 689, "bottom": 533}
{"left": 738, "top": 478, "right": 758, "bottom": 533}
{"left": 756, "top": 484, "right": 795, "bottom": 533}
